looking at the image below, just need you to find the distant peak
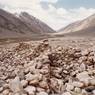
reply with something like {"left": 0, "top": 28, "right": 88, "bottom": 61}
{"left": 20, "top": 12, "right": 29, "bottom": 16}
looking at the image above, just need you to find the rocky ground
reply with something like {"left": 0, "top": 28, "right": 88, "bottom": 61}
{"left": 0, "top": 37, "right": 95, "bottom": 95}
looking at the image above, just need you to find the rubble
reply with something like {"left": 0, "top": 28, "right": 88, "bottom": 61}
{"left": 0, "top": 40, "right": 95, "bottom": 95}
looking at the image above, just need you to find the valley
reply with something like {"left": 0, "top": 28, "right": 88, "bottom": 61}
{"left": 0, "top": 7, "right": 95, "bottom": 95}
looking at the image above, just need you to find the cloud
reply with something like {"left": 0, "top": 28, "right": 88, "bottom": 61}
{"left": 45, "top": 5, "right": 95, "bottom": 30}
{"left": 41, "top": 0, "right": 58, "bottom": 3}
{"left": 0, "top": 0, "right": 95, "bottom": 30}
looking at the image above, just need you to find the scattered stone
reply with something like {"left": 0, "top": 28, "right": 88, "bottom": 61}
{"left": 74, "top": 87, "right": 81, "bottom": 93}
{"left": 37, "top": 91, "right": 48, "bottom": 95}
{"left": 90, "top": 78, "right": 95, "bottom": 86}
{"left": 72, "top": 81, "right": 84, "bottom": 88}
{"left": 1, "top": 41, "right": 95, "bottom": 95}
{"left": 81, "top": 50, "right": 89, "bottom": 56}
{"left": 2, "top": 89, "right": 9, "bottom": 95}
{"left": 79, "top": 63, "right": 86, "bottom": 71}
{"left": 24, "top": 86, "right": 36, "bottom": 95}
{"left": 76, "top": 71, "right": 91, "bottom": 82}
{"left": 92, "top": 90, "right": 95, "bottom": 94}
{"left": 21, "top": 80, "right": 28, "bottom": 88}
{"left": 25, "top": 73, "right": 39, "bottom": 82}
{"left": 9, "top": 76, "right": 24, "bottom": 94}
{"left": 0, "top": 87, "right": 3, "bottom": 92}
{"left": 66, "top": 83, "right": 74, "bottom": 91}
{"left": 62, "top": 92, "right": 71, "bottom": 95}
{"left": 39, "top": 81, "right": 49, "bottom": 90}
{"left": 85, "top": 86, "right": 95, "bottom": 92}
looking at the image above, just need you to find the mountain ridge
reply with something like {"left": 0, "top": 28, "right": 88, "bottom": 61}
{"left": 0, "top": 9, "right": 55, "bottom": 39}
{"left": 59, "top": 13, "right": 95, "bottom": 36}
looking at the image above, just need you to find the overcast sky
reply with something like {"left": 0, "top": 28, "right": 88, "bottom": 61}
{"left": 0, "top": 0, "right": 95, "bottom": 30}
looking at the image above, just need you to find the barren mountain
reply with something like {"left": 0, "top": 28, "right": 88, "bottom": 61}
{"left": 19, "top": 12, "right": 54, "bottom": 34}
{"left": 59, "top": 13, "right": 95, "bottom": 37}
{"left": 0, "top": 9, "right": 55, "bottom": 39}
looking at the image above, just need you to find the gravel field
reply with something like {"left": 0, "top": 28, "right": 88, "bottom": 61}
{"left": 0, "top": 37, "right": 95, "bottom": 95}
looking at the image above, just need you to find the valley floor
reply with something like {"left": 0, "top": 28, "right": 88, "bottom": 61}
{"left": 0, "top": 37, "right": 95, "bottom": 95}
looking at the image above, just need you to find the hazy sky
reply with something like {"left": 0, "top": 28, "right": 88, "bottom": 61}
{"left": 0, "top": 0, "right": 95, "bottom": 30}
{"left": 55, "top": 0, "right": 95, "bottom": 9}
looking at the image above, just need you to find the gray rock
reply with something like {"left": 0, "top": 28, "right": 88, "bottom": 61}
{"left": 74, "top": 87, "right": 81, "bottom": 93}
{"left": 0, "top": 87, "right": 3, "bottom": 92}
{"left": 81, "top": 50, "right": 89, "bottom": 56}
{"left": 25, "top": 73, "right": 39, "bottom": 82}
{"left": 2, "top": 89, "right": 9, "bottom": 95}
{"left": 90, "top": 78, "right": 95, "bottom": 86}
{"left": 9, "top": 76, "right": 24, "bottom": 93}
{"left": 85, "top": 86, "right": 95, "bottom": 93}
{"left": 79, "top": 63, "right": 86, "bottom": 71}
{"left": 76, "top": 71, "right": 91, "bottom": 82}
{"left": 72, "top": 81, "right": 84, "bottom": 88}
{"left": 66, "top": 83, "right": 74, "bottom": 91}
{"left": 62, "top": 92, "right": 71, "bottom": 95}
{"left": 92, "top": 90, "right": 95, "bottom": 94}
{"left": 37, "top": 91, "right": 48, "bottom": 95}
{"left": 21, "top": 80, "right": 28, "bottom": 88}
{"left": 24, "top": 86, "right": 36, "bottom": 95}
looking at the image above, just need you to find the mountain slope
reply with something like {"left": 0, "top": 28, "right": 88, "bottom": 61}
{"left": 59, "top": 13, "right": 95, "bottom": 36}
{"left": 19, "top": 12, "right": 55, "bottom": 34}
{"left": 0, "top": 9, "right": 55, "bottom": 39}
